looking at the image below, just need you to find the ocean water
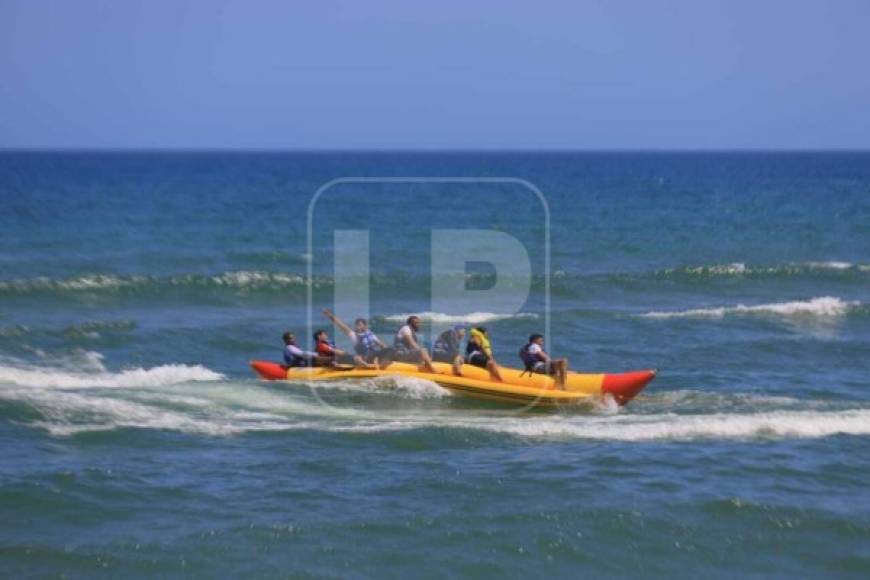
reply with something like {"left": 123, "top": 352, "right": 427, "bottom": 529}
{"left": 1, "top": 152, "right": 869, "bottom": 577}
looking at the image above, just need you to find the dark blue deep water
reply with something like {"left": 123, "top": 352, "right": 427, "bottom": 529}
{"left": 1, "top": 152, "right": 869, "bottom": 577}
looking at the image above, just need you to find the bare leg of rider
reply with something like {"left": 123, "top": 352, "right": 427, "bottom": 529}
{"left": 452, "top": 354, "right": 463, "bottom": 376}
{"left": 487, "top": 359, "right": 503, "bottom": 382}
{"left": 353, "top": 355, "right": 377, "bottom": 369}
{"left": 556, "top": 358, "right": 568, "bottom": 389}
{"left": 419, "top": 349, "right": 436, "bottom": 373}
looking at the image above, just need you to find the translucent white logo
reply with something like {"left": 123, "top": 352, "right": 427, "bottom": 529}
{"left": 306, "top": 177, "right": 550, "bottom": 411}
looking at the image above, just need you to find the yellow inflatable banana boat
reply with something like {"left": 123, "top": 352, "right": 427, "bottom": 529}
{"left": 249, "top": 360, "right": 655, "bottom": 408}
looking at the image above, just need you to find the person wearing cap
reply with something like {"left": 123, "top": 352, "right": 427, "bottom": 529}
{"left": 465, "top": 326, "right": 503, "bottom": 382}
{"left": 432, "top": 323, "right": 467, "bottom": 376}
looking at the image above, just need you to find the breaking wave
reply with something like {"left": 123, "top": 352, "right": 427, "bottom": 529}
{"left": 0, "top": 351, "right": 223, "bottom": 389}
{"left": 640, "top": 296, "right": 860, "bottom": 319}
{"left": 653, "top": 261, "right": 870, "bottom": 279}
{"left": 2, "top": 261, "right": 866, "bottom": 302}
{"left": 381, "top": 312, "right": 539, "bottom": 324}
{"left": 0, "top": 271, "right": 309, "bottom": 295}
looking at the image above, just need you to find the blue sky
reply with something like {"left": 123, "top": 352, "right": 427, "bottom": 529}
{"left": 1, "top": 0, "right": 868, "bottom": 149}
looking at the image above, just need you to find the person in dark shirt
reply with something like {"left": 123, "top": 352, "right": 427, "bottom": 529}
{"left": 519, "top": 333, "right": 568, "bottom": 388}
{"left": 312, "top": 329, "right": 355, "bottom": 366}
{"left": 432, "top": 323, "right": 466, "bottom": 376}
{"left": 282, "top": 332, "right": 324, "bottom": 367}
{"left": 465, "top": 326, "right": 503, "bottom": 382}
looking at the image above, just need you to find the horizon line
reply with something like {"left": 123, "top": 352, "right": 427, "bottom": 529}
{"left": 2, "top": 146, "right": 870, "bottom": 155}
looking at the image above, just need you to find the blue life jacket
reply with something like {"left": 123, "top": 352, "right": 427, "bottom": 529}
{"left": 433, "top": 330, "right": 459, "bottom": 356}
{"left": 355, "top": 329, "right": 380, "bottom": 357}
{"left": 519, "top": 343, "right": 540, "bottom": 370}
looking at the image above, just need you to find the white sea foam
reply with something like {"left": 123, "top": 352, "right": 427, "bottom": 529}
{"left": 0, "top": 325, "right": 29, "bottom": 337}
{"left": 207, "top": 271, "right": 305, "bottom": 287}
{"left": 4, "top": 354, "right": 867, "bottom": 441}
{"left": 26, "top": 389, "right": 238, "bottom": 436}
{"left": 8, "top": 378, "right": 870, "bottom": 441}
{"left": 30, "top": 406, "right": 870, "bottom": 440}
{"left": 383, "top": 311, "right": 539, "bottom": 324}
{"left": 0, "top": 354, "right": 224, "bottom": 389}
{"left": 643, "top": 390, "right": 808, "bottom": 410}
{"left": 662, "top": 261, "right": 868, "bottom": 277}
{"left": 641, "top": 296, "right": 857, "bottom": 319}
{"left": 1, "top": 372, "right": 307, "bottom": 437}
{"left": 683, "top": 263, "right": 748, "bottom": 275}
{"left": 315, "top": 409, "right": 870, "bottom": 441}
{"left": 313, "top": 375, "right": 451, "bottom": 399}
{"left": 0, "top": 356, "right": 437, "bottom": 436}
{"left": 0, "top": 274, "right": 142, "bottom": 292}
{"left": 460, "top": 409, "right": 870, "bottom": 441}
{"left": 805, "top": 261, "right": 854, "bottom": 270}
{"left": 0, "top": 270, "right": 308, "bottom": 292}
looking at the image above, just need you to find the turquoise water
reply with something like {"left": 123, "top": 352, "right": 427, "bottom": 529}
{"left": 1, "top": 152, "right": 869, "bottom": 577}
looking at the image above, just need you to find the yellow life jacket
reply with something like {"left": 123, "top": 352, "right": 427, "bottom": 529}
{"left": 469, "top": 327, "right": 492, "bottom": 357}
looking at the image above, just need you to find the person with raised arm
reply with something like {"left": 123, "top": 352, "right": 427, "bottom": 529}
{"left": 322, "top": 309, "right": 386, "bottom": 369}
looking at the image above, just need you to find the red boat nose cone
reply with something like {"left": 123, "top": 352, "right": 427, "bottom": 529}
{"left": 250, "top": 360, "right": 288, "bottom": 381}
{"left": 601, "top": 369, "right": 656, "bottom": 405}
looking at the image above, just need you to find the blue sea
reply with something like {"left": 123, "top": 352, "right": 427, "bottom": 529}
{"left": 1, "top": 152, "right": 869, "bottom": 577}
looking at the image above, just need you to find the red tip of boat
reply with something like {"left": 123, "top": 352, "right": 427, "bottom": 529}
{"left": 601, "top": 369, "right": 657, "bottom": 405}
{"left": 250, "top": 360, "right": 288, "bottom": 381}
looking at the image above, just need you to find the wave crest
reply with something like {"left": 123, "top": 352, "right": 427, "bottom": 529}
{"left": 381, "top": 311, "right": 539, "bottom": 324}
{"left": 2, "top": 261, "right": 867, "bottom": 301}
{"left": 0, "top": 354, "right": 223, "bottom": 389}
{"left": 655, "top": 261, "right": 869, "bottom": 279}
{"left": 0, "top": 271, "right": 309, "bottom": 295}
{"left": 641, "top": 296, "right": 859, "bottom": 319}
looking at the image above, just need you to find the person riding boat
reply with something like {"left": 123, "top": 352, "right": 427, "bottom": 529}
{"left": 282, "top": 332, "right": 327, "bottom": 367}
{"left": 393, "top": 315, "right": 436, "bottom": 373}
{"left": 313, "top": 329, "right": 355, "bottom": 366}
{"left": 322, "top": 309, "right": 386, "bottom": 369}
{"left": 465, "top": 326, "right": 503, "bottom": 382}
{"left": 432, "top": 323, "right": 466, "bottom": 376}
{"left": 519, "top": 333, "right": 568, "bottom": 389}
